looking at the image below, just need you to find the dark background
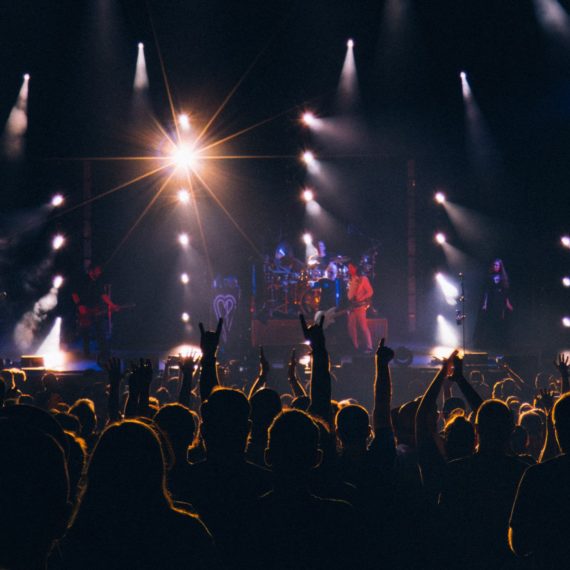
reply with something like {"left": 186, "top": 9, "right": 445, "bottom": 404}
{"left": 1, "top": 0, "right": 569, "bottom": 356}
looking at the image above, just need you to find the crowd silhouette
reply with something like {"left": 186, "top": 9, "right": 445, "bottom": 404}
{"left": 0, "top": 318, "right": 569, "bottom": 569}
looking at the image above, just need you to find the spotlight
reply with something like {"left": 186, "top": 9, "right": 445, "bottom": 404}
{"left": 302, "top": 151, "right": 315, "bottom": 165}
{"left": 52, "top": 234, "right": 65, "bottom": 251}
{"left": 52, "top": 275, "right": 64, "bottom": 289}
{"left": 561, "top": 235, "right": 570, "bottom": 249}
{"left": 302, "top": 188, "right": 314, "bottom": 202}
{"left": 302, "top": 232, "right": 313, "bottom": 245}
{"left": 178, "top": 233, "right": 189, "bottom": 247}
{"left": 23, "top": 73, "right": 30, "bottom": 81}
{"left": 460, "top": 71, "right": 467, "bottom": 81}
{"left": 437, "top": 314, "right": 459, "bottom": 347}
{"left": 181, "top": 312, "right": 190, "bottom": 323}
{"left": 180, "top": 273, "right": 190, "bottom": 284}
{"left": 177, "top": 189, "right": 190, "bottom": 204}
{"left": 563, "top": 317, "right": 570, "bottom": 328}
{"left": 302, "top": 112, "right": 316, "bottom": 127}
{"left": 435, "top": 232, "right": 447, "bottom": 245}
{"left": 173, "top": 145, "right": 198, "bottom": 170}
{"left": 435, "top": 273, "right": 458, "bottom": 305}
{"left": 434, "top": 192, "right": 446, "bottom": 204}
{"left": 178, "top": 113, "right": 190, "bottom": 131}
{"left": 51, "top": 194, "right": 64, "bottom": 207}
{"left": 347, "top": 39, "right": 354, "bottom": 48}
{"left": 138, "top": 42, "right": 144, "bottom": 49}
{"left": 563, "top": 276, "right": 570, "bottom": 288}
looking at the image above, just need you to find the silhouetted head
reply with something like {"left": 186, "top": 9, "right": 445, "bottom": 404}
{"left": 250, "top": 388, "right": 282, "bottom": 433}
{"left": 154, "top": 403, "right": 197, "bottom": 460}
{"left": 41, "top": 372, "right": 59, "bottom": 392}
{"left": 64, "top": 431, "right": 87, "bottom": 504}
{"left": 510, "top": 425, "right": 529, "bottom": 456}
{"left": 475, "top": 399, "right": 514, "bottom": 452}
{"left": 76, "top": 420, "right": 168, "bottom": 517}
{"left": 53, "top": 411, "right": 81, "bottom": 435}
{"left": 291, "top": 395, "right": 310, "bottom": 411}
{"left": 200, "top": 388, "right": 251, "bottom": 456}
{"left": 335, "top": 404, "right": 370, "bottom": 447}
{"left": 266, "top": 410, "right": 321, "bottom": 476}
{"left": 0, "top": 420, "right": 69, "bottom": 570}
{"left": 442, "top": 397, "right": 466, "bottom": 421}
{"left": 69, "top": 399, "right": 97, "bottom": 439}
{"left": 444, "top": 413, "right": 475, "bottom": 461}
{"left": 553, "top": 393, "right": 570, "bottom": 453}
{"left": 395, "top": 399, "right": 420, "bottom": 447}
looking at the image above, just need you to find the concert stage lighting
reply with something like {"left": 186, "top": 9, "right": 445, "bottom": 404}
{"left": 178, "top": 233, "right": 189, "bottom": 247}
{"left": 347, "top": 39, "right": 354, "bottom": 48}
{"left": 561, "top": 235, "right": 570, "bottom": 249}
{"left": 435, "top": 273, "right": 458, "bottom": 306}
{"left": 563, "top": 276, "right": 570, "bottom": 288}
{"left": 173, "top": 145, "right": 198, "bottom": 170}
{"left": 52, "top": 275, "right": 64, "bottom": 289}
{"left": 302, "top": 232, "right": 313, "bottom": 245}
{"left": 177, "top": 189, "right": 190, "bottom": 204}
{"left": 51, "top": 194, "right": 64, "bottom": 207}
{"left": 435, "top": 192, "right": 446, "bottom": 204}
{"left": 302, "top": 112, "right": 317, "bottom": 127}
{"left": 563, "top": 317, "right": 570, "bottom": 328}
{"left": 134, "top": 42, "right": 149, "bottom": 92}
{"left": 180, "top": 273, "right": 190, "bottom": 284}
{"left": 302, "top": 151, "right": 315, "bottom": 165}
{"left": 435, "top": 232, "right": 446, "bottom": 245}
{"left": 179, "top": 113, "right": 190, "bottom": 131}
{"left": 437, "top": 315, "right": 459, "bottom": 347}
{"left": 52, "top": 234, "right": 65, "bottom": 251}
{"left": 37, "top": 317, "right": 65, "bottom": 370}
{"left": 302, "top": 188, "right": 314, "bottom": 202}
{"left": 181, "top": 312, "right": 190, "bottom": 323}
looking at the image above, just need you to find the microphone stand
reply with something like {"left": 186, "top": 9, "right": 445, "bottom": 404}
{"left": 456, "top": 273, "right": 467, "bottom": 355}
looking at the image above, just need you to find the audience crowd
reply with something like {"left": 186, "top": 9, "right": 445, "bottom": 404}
{"left": 1, "top": 315, "right": 569, "bottom": 569}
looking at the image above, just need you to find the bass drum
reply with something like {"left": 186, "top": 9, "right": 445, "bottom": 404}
{"left": 300, "top": 287, "right": 321, "bottom": 317}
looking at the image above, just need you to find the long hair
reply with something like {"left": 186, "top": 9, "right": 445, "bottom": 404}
{"left": 490, "top": 258, "right": 509, "bottom": 289}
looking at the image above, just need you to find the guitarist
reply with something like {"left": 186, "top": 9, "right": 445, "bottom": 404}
{"left": 346, "top": 263, "right": 373, "bottom": 353}
{"left": 71, "top": 264, "right": 118, "bottom": 360}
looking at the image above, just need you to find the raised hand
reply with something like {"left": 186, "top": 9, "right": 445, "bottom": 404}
{"left": 299, "top": 313, "right": 326, "bottom": 353}
{"left": 288, "top": 348, "right": 297, "bottom": 378}
{"left": 180, "top": 353, "right": 199, "bottom": 378}
{"left": 376, "top": 337, "right": 394, "bottom": 365}
{"left": 536, "top": 388, "right": 556, "bottom": 413}
{"left": 259, "top": 346, "right": 270, "bottom": 377}
{"left": 104, "top": 357, "right": 122, "bottom": 388}
{"left": 450, "top": 353, "right": 464, "bottom": 381}
{"left": 199, "top": 318, "right": 223, "bottom": 359}
{"left": 140, "top": 358, "right": 153, "bottom": 388}
{"left": 555, "top": 354, "right": 569, "bottom": 377}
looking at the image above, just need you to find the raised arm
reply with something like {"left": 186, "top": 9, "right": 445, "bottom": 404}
{"left": 301, "top": 314, "right": 332, "bottom": 427}
{"left": 137, "top": 358, "right": 153, "bottom": 417}
{"left": 555, "top": 353, "right": 569, "bottom": 394}
{"left": 373, "top": 338, "right": 394, "bottom": 433}
{"left": 124, "top": 362, "right": 141, "bottom": 418}
{"left": 199, "top": 319, "right": 223, "bottom": 402}
{"left": 249, "top": 346, "right": 270, "bottom": 399}
{"left": 104, "top": 357, "right": 123, "bottom": 422}
{"left": 287, "top": 348, "right": 306, "bottom": 398}
{"left": 178, "top": 354, "right": 199, "bottom": 408}
{"left": 451, "top": 354, "right": 483, "bottom": 413}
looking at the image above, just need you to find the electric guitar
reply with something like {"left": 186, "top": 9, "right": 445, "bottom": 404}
{"left": 314, "top": 299, "right": 371, "bottom": 330}
{"left": 76, "top": 303, "right": 136, "bottom": 328}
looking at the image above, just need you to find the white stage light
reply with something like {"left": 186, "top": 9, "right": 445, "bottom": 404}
{"left": 347, "top": 39, "right": 354, "bottom": 48}
{"left": 302, "top": 151, "right": 315, "bottom": 165}
{"left": 561, "top": 235, "right": 570, "bottom": 248}
{"left": 52, "top": 275, "right": 64, "bottom": 289}
{"left": 180, "top": 273, "right": 190, "bottom": 284}
{"left": 435, "top": 192, "right": 446, "bottom": 204}
{"left": 51, "top": 194, "right": 64, "bottom": 207}
{"left": 179, "top": 113, "right": 190, "bottom": 131}
{"left": 302, "top": 188, "right": 314, "bottom": 202}
{"left": 435, "top": 232, "right": 446, "bottom": 245}
{"left": 437, "top": 314, "right": 459, "bottom": 347}
{"left": 563, "top": 276, "right": 570, "bottom": 287}
{"left": 302, "top": 112, "right": 316, "bottom": 127}
{"left": 181, "top": 312, "right": 190, "bottom": 323}
{"left": 173, "top": 145, "right": 198, "bottom": 170}
{"left": 435, "top": 273, "right": 458, "bottom": 306}
{"left": 302, "top": 233, "right": 313, "bottom": 245}
{"left": 52, "top": 234, "right": 65, "bottom": 251}
{"left": 178, "top": 233, "right": 189, "bottom": 247}
{"left": 177, "top": 189, "right": 190, "bottom": 204}
{"left": 563, "top": 317, "right": 570, "bottom": 328}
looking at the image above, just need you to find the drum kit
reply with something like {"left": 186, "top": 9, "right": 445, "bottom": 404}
{"left": 262, "top": 247, "right": 377, "bottom": 317}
